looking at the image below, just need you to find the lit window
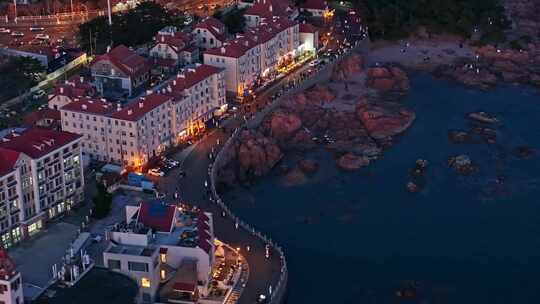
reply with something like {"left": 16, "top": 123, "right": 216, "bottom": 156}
{"left": 160, "top": 270, "right": 166, "bottom": 280}
{"left": 141, "top": 277, "right": 151, "bottom": 288}
{"left": 160, "top": 253, "right": 167, "bottom": 263}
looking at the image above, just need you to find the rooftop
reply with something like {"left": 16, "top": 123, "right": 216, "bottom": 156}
{"left": 106, "top": 244, "right": 156, "bottom": 257}
{"left": 110, "top": 93, "right": 172, "bottom": 122}
{"left": 245, "top": 0, "right": 293, "bottom": 18}
{"left": 165, "top": 64, "right": 222, "bottom": 99}
{"left": 299, "top": 0, "right": 328, "bottom": 10}
{"left": 0, "top": 148, "right": 19, "bottom": 177}
{"left": 61, "top": 97, "right": 114, "bottom": 115}
{"left": 91, "top": 45, "right": 150, "bottom": 78}
{"left": 0, "top": 128, "right": 81, "bottom": 159}
{"left": 194, "top": 17, "right": 227, "bottom": 42}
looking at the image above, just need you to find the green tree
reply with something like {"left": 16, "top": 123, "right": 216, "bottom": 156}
{"left": 220, "top": 8, "right": 246, "bottom": 34}
{"left": 0, "top": 56, "right": 45, "bottom": 102}
{"left": 92, "top": 183, "right": 113, "bottom": 219}
{"left": 78, "top": 2, "right": 174, "bottom": 54}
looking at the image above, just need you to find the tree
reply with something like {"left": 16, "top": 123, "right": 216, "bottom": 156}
{"left": 92, "top": 183, "right": 113, "bottom": 219}
{"left": 78, "top": 2, "right": 174, "bottom": 54}
{"left": 220, "top": 8, "right": 246, "bottom": 34}
{"left": 0, "top": 56, "right": 45, "bottom": 103}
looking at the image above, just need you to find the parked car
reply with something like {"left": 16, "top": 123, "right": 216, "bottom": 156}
{"left": 148, "top": 168, "right": 165, "bottom": 177}
{"left": 32, "top": 90, "right": 46, "bottom": 100}
{"left": 309, "top": 59, "right": 321, "bottom": 67}
{"left": 35, "top": 34, "right": 50, "bottom": 40}
{"left": 11, "top": 31, "right": 24, "bottom": 37}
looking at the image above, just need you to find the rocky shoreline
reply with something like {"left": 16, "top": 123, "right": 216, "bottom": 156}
{"left": 433, "top": 44, "right": 540, "bottom": 90}
{"left": 217, "top": 53, "right": 416, "bottom": 187}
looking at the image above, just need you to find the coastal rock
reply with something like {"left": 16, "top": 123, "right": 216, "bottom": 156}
{"left": 513, "top": 146, "right": 535, "bottom": 158}
{"left": 434, "top": 63, "right": 498, "bottom": 90}
{"left": 356, "top": 101, "right": 416, "bottom": 139}
{"left": 305, "top": 84, "right": 336, "bottom": 104}
{"left": 282, "top": 167, "right": 307, "bottom": 186}
{"left": 298, "top": 159, "right": 319, "bottom": 174}
{"left": 337, "top": 153, "right": 370, "bottom": 171}
{"left": 331, "top": 53, "right": 364, "bottom": 81}
{"left": 406, "top": 181, "right": 420, "bottom": 193}
{"left": 448, "top": 154, "right": 479, "bottom": 175}
{"left": 468, "top": 112, "right": 499, "bottom": 124}
{"left": 236, "top": 130, "right": 283, "bottom": 178}
{"left": 448, "top": 130, "right": 473, "bottom": 144}
{"left": 289, "top": 129, "right": 316, "bottom": 150}
{"left": 269, "top": 111, "right": 302, "bottom": 140}
{"left": 366, "top": 66, "right": 410, "bottom": 97}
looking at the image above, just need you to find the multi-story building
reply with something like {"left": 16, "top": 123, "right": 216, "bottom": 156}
{"left": 0, "top": 249, "right": 24, "bottom": 304}
{"left": 103, "top": 201, "right": 215, "bottom": 303}
{"left": 298, "top": 0, "right": 330, "bottom": 17}
{"left": 61, "top": 94, "right": 173, "bottom": 168}
{"left": 244, "top": 0, "right": 296, "bottom": 27}
{"left": 204, "top": 16, "right": 299, "bottom": 96}
{"left": 0, "top": 128, "right": 84, "bottom": 248}
{"left": 61, "top": 64, "right": 225, "bottom": 168}
{"left": 192, "top": 17, "right": 227, "bottom": 49}
{"left": 165, "top": 64, "right": 227, "bottom": 139}
{"left": 90, "top": 45, "right": 150, "bottom": 98}
{"left": 149, "top": 26, "right": 199, "bottom": 74}
{"left": 299, "top": 22, "right": 319, "bottom": 52}
{"left": 48, "top": 75, "right": 95, "bottom": 111}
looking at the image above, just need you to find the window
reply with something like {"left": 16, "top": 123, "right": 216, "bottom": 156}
{"left": 160, "top": 269, "right": 166, "bottom": 280}
{"left": 108, "top": 259, "right": 121, "bottom": 270}
{"left": 128, "top": 261, "right": 148, "bottom": 272}
{"left": 141, "top": 277, "right": 151, "bottom": 288}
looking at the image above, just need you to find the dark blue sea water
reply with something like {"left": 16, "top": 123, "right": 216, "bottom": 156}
{"left": 224, "top": 74, "right": 540, "bottom": 304}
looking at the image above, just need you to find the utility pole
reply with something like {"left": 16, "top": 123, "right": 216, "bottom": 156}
{"left": 107, "top": 0, "right": 112, "bottom": 26}
{"left": 12, "top": 0, "right": 17, "bottom": 23}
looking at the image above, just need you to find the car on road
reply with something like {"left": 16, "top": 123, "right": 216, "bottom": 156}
{"left": 309, "top": 59, "right": 321, "bottom": 67}
{"left": 11, "top": 31, "right": 24, "bottom": 37}
{"left": 32, "top": 90, "right": 46, "bottom": 100}
{"left": 0, "top": 28, "right": 10, "bottom": 34}
{"left": 30, "top": 26, "right": 45, "bottom": 31}
{"left": 35, "top": 34, "right": 50, "bottom": 40}
{"left": 148, "top": 168, "right": 165, "bottom": 177}
{"left": 256, "top": 294, "right": 268, "bottom": 303}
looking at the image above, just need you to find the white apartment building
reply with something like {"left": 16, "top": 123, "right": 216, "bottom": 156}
{"left": 149, "top": 26, "right": 198, "bottom": 72}
{"left": 0, "top": 128, "right": 84, "bottom": 248}
{"left": 48, "top": 75, "right": 95, "bottom": 111}
{"left": 0, "top": 249, "right": 24, "bottom": 304}
{"left": 163, "top": 64, "right": 227, "bottom": 139}
{"left": 60, "top": 94, "right": 173, "bottom": 168}
{"left": 204, "top": 16, "right": 299, "bottom": 96}
{"left": 192, "top": 17, "right": 227, "bottom": 49}
{"left": 104, "top": 201, "right": 215, "bottom": 304}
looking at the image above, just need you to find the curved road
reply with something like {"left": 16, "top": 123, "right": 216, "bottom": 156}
{"left": 158, "top": 129, "right": 283, "bottom": 304}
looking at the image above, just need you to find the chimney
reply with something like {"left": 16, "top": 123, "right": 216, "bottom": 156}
{"left": 138, "top": 102, "right": 144, "bottom": 109}
{"left": 179, "top": 74, "right": 185, "bottom": 79}
{"left": 80, "top": 76, "right": 84, "bottom": 83}
{"left": 128, "top": 109, "right": 133, "bottom": 115}
{"left": 173, "top": 80, "right": 177, "bottom": 86}
{"left": 88, "top": 99, "right": 93, "bottom": 104}
{"left": 60, "top": 87, "right": 64, "bottom": 94}
{"left": 269, "top": 4, "right": 272, "bottom": 12}
{"left": 82, "top": 104, "right": 87, "bottom": 110}
{"left": 106, "top": 45, "right": 111, "bottom": 53}
{"left": 161, "top": 36, "right": 165, "bottom": 43}
{"left": 220, "top": 47, "right": 226, "bottom": 54}
{"left": 101, "top": 98, "right": 107, "bottom": 102}
{"left": 146, "top": 90, "right": 153, "bottom": 95}
{"left": 167, "top": 86, "right": 172, "bottom": 93}
{"left": 116, "top": 103, "right": 122, "bottom": 111}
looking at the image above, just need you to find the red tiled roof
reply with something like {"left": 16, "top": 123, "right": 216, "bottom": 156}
{"left": 154, "top": 32, "right": 192, "bottom": 54}
{"left": 194, "top": 17, "right": 226, "bottom": 43}
{"left": 137, "top": 201, "right": 176, "bottom": 233}
{"left": 194, "top": 17, "right": 225, "bottom": 33}
{"left": 0, "top": 148, "right": 19, "bottom": 176}
{"left": 299, "top": 22, "right": 317, "bottom": 33}
{"left": 166, "top": 64, "right": 222, "bottom": 98}
{"left": 23, "top": 109, "right": 61, "bottom": 126}
{"left": 246, "top": 0, "right": 292, "bottom": 18}
{"left": 0, "top": 128, "right": 81, "bottom": 159}
{"left": 300, "top": 0, "right": 327, "bottom": 10}
{"left": 91, "top": 45, "right": 150, "bottom": 78}
{"left": 111, "top": 94, "right": 171, "bottom": 122}
{"left": 173, "top": 282, "right": 196, "bottom": 293}
{"left": 61, "top": 97, "right": 114, "bottom": 115}
{"left": 205, "top": 17, "right": 297, "bottom": 58}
